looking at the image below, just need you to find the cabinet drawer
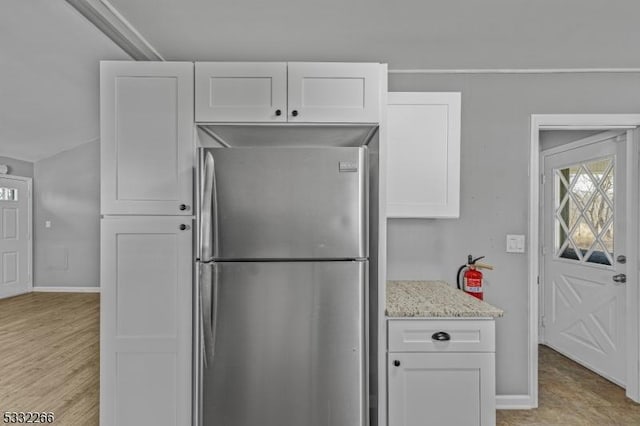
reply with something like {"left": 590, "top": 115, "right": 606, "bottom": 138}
{"left": 388, "top": 319, "right": 495, "bottom": 352}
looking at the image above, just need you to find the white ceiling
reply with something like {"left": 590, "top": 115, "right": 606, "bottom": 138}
{"left": 107, "top": 0, "right": 640, "bottom": 68}
{"left": 3, "top": 0, "right": 639, "bottom": 162}
{"left": 0, "top": 0, "right": 129, "bottom": 162}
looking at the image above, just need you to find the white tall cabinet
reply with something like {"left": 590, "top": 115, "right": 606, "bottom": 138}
{"left": 100, "top": 61, "right": 194, "bottom": 426}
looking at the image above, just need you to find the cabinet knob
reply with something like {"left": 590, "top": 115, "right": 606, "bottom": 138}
{"left": 291, "top": 110, "right": 299, "bottom": 117}
{"left": 432, "top": 331, "right": 451, "bottom": 341}
{"left": 179, "top": 204, "right": 188, "bottom": 211}
{"left": 179, "top": 224, "right": 189, "bottom": 231}
{"left": 275, "top": 109, "right": 282, "bottom": 116}
{"left": 393, "top": 360, "right": 400, "bottom": 367}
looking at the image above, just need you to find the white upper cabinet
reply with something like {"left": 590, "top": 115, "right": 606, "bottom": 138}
{"left": 386, "top": 92, "right": 461, "bottom": 218}
{"left": 100, "top": 61, "right": 194, "bottom": 215}
{"left": 195, "top": 62, "right": 381, "bottom": 123}
{"left": 195, "top": 62, "right": 287, "bottom": 123}
{"left": 287, "top": 62, "right": 380, "bottom": 123}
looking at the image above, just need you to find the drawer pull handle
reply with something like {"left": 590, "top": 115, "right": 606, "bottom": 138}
{"left": 393, "top": 360, "right": 401, "bottom": 367}
{"left": 432, "top": 331, "right": 451, "bottom": 341}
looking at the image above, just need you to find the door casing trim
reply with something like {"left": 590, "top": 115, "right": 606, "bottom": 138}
{"left": 528, "top": 114, "right": 640, "bottom": 409}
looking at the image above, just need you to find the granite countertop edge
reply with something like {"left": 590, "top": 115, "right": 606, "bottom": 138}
{"left": 386, "top": 280, "right": 505, "bottom": 319}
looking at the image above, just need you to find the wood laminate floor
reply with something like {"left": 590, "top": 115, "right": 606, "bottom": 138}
{"left": 0, "top": 292, "right": 99, "bottom": 425}
{"left": 3, "top": 294, "right": 640, "bottom": 425}
{"left": 498, "top": 344, "right": 640, "bottom": 425}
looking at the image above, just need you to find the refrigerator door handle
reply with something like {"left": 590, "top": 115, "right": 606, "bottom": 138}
{"left": 199, "top": 262, "right": 218, "bottom": 365}
{"left": 200, "top": 151, "right": 217, "bottom": 260}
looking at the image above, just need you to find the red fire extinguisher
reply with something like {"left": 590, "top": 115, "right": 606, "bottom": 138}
{"left": 456, "top": 255, "right": 494, "bottom": 301}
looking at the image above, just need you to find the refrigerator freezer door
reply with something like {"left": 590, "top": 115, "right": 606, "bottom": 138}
{"left": 201, "top": 147, "right": 367, "bottom": 260}
{"left": 201, "top": 261, "right": 367, "bottom": 426}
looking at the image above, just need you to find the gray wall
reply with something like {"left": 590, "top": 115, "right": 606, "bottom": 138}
{"left": 0, "top": 156, "right": 33, "bottom": 178}
{"left": 110, "top": 0, "right": 640, "bottom": 70}
{"left": 386, "top": 72, "right": 640, "bottom": 396}
{"left": 33, "top": 141, "right": 100, "bottom": 288}
{"left": 540, "top": 129, "right": 602, "bottom": 151}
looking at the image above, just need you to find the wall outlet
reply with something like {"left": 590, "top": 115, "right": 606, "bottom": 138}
{"left": 506, "top": 234, "right": 525, "bottom": 253}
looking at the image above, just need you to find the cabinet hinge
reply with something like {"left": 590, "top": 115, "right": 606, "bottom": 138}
{"left": 541, "top": 315, "right": 546, "bottom": 327}
{"left": 540, "top": 174, "right": 546, "bottom": 185}
{"left": 537, "top": 276, "right": 540, "bottom": 285}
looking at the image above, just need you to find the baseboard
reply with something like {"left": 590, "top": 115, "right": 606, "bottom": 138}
{"left": 496, "top": 394, "right": 535, "bottom": 410}
{"left": 33, "top": 286, "right": 100, "bottom": 293}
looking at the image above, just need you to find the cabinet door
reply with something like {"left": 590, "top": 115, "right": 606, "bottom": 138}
{"left": 288, "top": 62, "right": 380, "bottom": 123}
{"left": 100, "top": 217, "right": 192, "bottom": 426}
{"left": 195, "top": 62, "right": 287, "bottom": 122}
{"left": 101, "top": 61, "right": 194, "bottom": 215}
{"left": 388, "top": 352, "right": 495, "bottom": 426}
{"left": 387, "top": 92, "right": 461, "bottom": 218}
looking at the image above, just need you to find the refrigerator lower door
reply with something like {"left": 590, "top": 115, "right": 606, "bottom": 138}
{"left": 201, "top": 261, "right": 367, "bottom": 426}
{"left": 201, "top": 147, "right": 368, "bottom": 260}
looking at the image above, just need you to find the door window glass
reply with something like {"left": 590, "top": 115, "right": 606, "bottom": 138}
{"left": 554, "top": 157, "right": 614, "bottom": 266}
{"left": 0, "top": 187, "right": 18, "bottom": 201}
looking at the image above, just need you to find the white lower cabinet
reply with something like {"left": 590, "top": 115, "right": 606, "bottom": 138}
{"left": 100, "top": 216, "right": 192, "bottom": 426}
{"left": 387, "top": 319, "right": 496, "bottom": 426}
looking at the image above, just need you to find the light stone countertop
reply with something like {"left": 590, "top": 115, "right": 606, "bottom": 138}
{"left": 386, "top": 280, "right": 504, "bottom": 318}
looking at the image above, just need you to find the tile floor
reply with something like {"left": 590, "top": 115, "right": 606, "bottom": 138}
{"left": 497, "top": 345, "right": 640, "bottom": 425}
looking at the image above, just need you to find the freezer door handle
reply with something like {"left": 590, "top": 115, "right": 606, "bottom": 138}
{"left": 200, "top": 151, "right": 217, "bottom": 260}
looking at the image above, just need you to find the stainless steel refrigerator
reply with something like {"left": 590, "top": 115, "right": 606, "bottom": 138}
{"left": 196, "top": 146, "right": 369, "bottom": 426}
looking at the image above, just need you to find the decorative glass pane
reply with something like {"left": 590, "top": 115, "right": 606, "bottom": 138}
{"left": 601, "top": 167, "right": 614, "bottom": 203}
{"left": 554, "top": 156, "right": 614, "bottom": 266}
{"left": 0, "top": 187, "right": 18, "bottom": 201}
{"left": 601, "top": 222, "right": 614, "bottom": 255}
{"left": 587, "top": 242, "right": 612, "bottom": 266}
{"left": 570, "top": 166, "right": 595, "bottom": 209}
{"left": 585, "top": 158, "right": 613, "bottom": 184}
{"left": 570, "top": 217, "right": 596, "bottom": 253}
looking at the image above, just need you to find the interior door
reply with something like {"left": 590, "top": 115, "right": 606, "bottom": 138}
{"left": 542, "top": 130, "right": 627, "bottom": 385}
{"left": 0, "top": 176, "right": 31, "bottom": 299}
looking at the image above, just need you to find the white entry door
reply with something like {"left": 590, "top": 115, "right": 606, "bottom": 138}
{"left": 0, "top": 176, "right": 31, "bottom": 299}
{"left": 542, "top": 130, "right": 627, "bottom": 385}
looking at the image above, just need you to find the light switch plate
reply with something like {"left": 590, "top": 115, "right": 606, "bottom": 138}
{"left": 506, "top": 234, "right": 525, "bottom": 253}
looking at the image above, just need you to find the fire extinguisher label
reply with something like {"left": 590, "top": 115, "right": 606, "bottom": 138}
{"left": 465, "top": 277, "right": 482, "bottom": 292}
